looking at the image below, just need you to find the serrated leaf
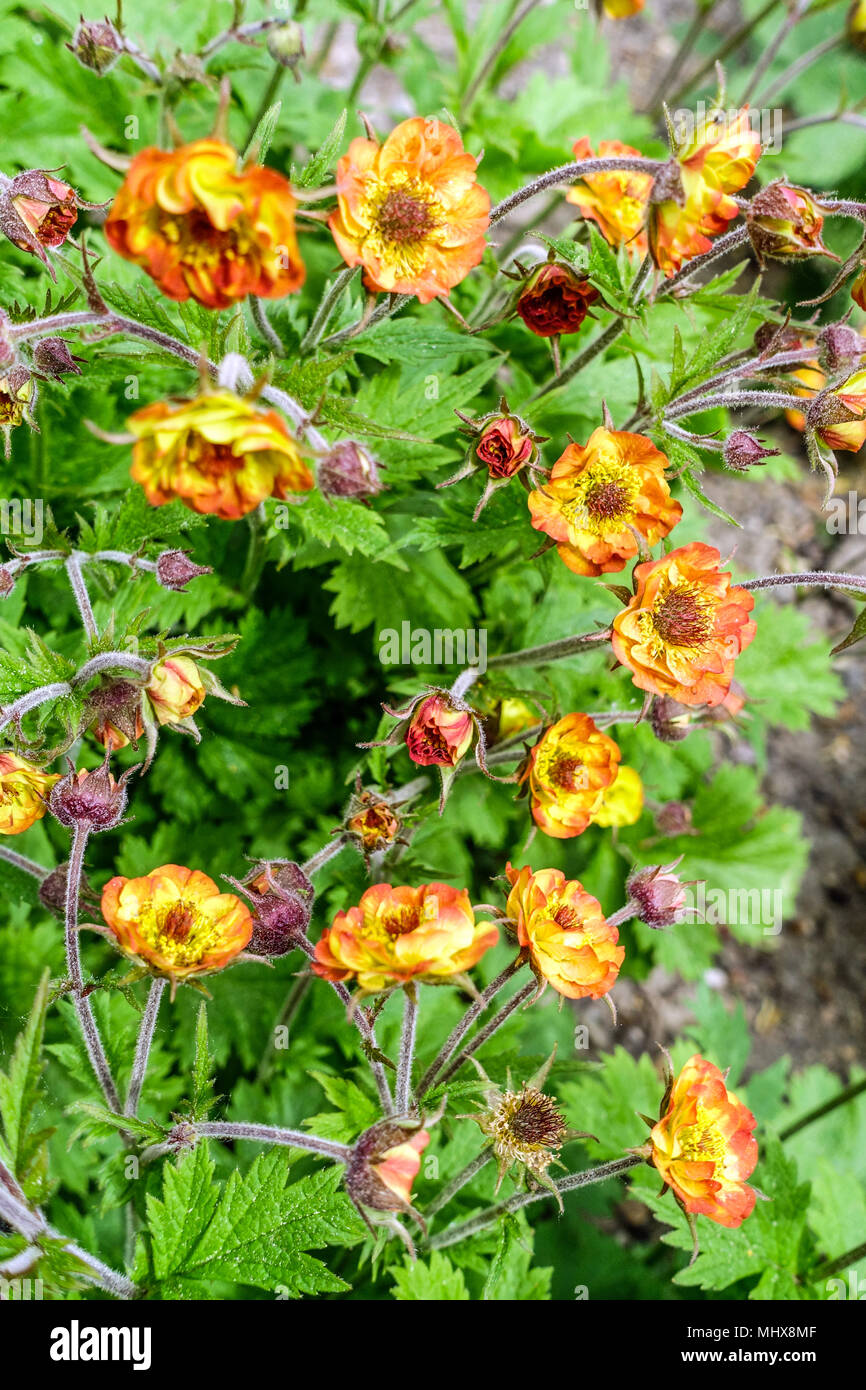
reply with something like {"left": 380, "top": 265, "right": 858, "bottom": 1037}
{"left": 0, "top": 970, "right": 53, "bottom": 1199}
{"left": 295, "top": 109, "right": 347, "bottom": 188}
{"left": 392, "top": 1250, "right": 470, "bottom": 1300}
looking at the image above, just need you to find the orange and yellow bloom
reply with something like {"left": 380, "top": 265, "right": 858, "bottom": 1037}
{"left": 519, "top": 713, "right": 621, "bottom": 838}
{"left": 328, "top": 117, "right": 490, "bottom": 302}
{"left": 312, "top": 881, "right": 497, "bottom": 994}
{"left": 528, "top": 428, "right": 682, "bottom": 576}
{"left": 105, "top": 139, "right": 305, "bottom": 309}
{"left": 128, "top": 389, "right": 314, "bottom": 520}
{"left": 146, "top": 657, "right": 206, "bottom": 727}
{"left": 99, "top": 863, "right": 253, "bottom": 993}
{"left": 0, "top": 753, "right": 58, "bottom": 835}
{"left": 612, "top": 543, "right": 756, "bottom": 707}
{"left": 405, "top": 694, "right": 474, "bottom": 767}
{"left": 649, "top": 110, "right": 761, "bottom": 277}
{"left": 650, "top": 1054, "right": 758, "bottom": 1228}
{"left": 589, "top": 764, "right": 644, "bottom": 828}
{"left": 816, "top": 370, "right": 866, "bottom": 453}
{"left": 505, "top": 863, "right": 624, "bottom": 999}
{"left": 567, "top": 138, "right": 652, "bottom": 256}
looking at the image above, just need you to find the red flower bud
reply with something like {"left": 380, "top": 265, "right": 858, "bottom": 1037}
{"left": 723, "top": 430, "right": 779, "bottom": 471}
{"left": 627, "top": 860, "right": 692, "bottom": 929}
{"left": 817, "top": 322, "right": 866, "bottom": 375}
{"left": 476, "top": 414, "right": 537, "bottom": 479}
{"left": 747, "top": 183, "right": 834, "bottom": 264}
{"left": 345, "top": 1119, "right": 429, "bottom": 1214}
{"left": 233, "top": 859, "right": 315, "bottom": 958}
{"left": 405, "top": 694, "right": 474, "bottom": 767}
{"left": 317, "top": 441, "right": 385, "bottom": 501}
{"left": 516, "top": 262, "right": 599, "bottom": 338}
{"left": 67, "top": 16, "right": 124, "bottom": 74}
{"left": 49, "top": 757, "right": 135, "bottom": 832}
{"left": 155, "top": 549, "right": 213, "bottom": 592}
{"left": 32, "top": 337, "right": 85, "bottom": 380}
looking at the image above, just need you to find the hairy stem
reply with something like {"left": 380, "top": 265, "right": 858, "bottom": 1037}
{"left": 428, "top": 1154, "right": 644, "bottom": 1249}
{"left": 395, "top": 986, "right": 419, "bottom": 1114}
{"left": 740, "top": 571, "right": 866, "bottom": 594}
{"left": 435, "top": 980, "right": 537, "bottom": 1090}
{"left": 250, "top": 296, "right": 285, "bottom": 357}
{"left": 0, "top": 682, "right": 73, "bottom": 734}
{"left": 426, "top": 1149, "right": 492, "bottom": 1217}
{"left": 489, "top": 157, "right": 664, "bottom": 226}
{"left": 65, "top": 823, "right": 121, "bottom": 1113}
{"left": 417, "top": 954, "right": 528, "bottom": 1098}
{"left": 531, "top": 319, "right": 626, "bottom": 401}
{"left": 0, "top": 844, "right": 49, "bottom": 880}
{"left": 486, "top": 628, "right": 612, "bottom": 670}
{"left": 196, "top": 1122, "right": 352, "bottom": 1162}
{"left": 65, "top": 554, "right": 98, "bottom": 643}
{"left": 300, "top": 266, "right": 361, "bottom": 353}
{"left": 125, "top": 979, "right": 166, "bottom": 1118}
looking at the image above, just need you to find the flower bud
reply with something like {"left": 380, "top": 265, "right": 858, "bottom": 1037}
{"left": 405, "top": 693, "right": 474, "bottom": 767}
{"left": 32, "top": 337, "right": 85, "bottom": 380}
{"left": 654, "top": 800, "right": 694, "bottom": 837}
{"left": 49, "top": 759, "right": 133, "bottom": 832}
{"left": 515, "top": 262, "right": 599, "bottom": 338}
{"left": 146, "top": 656, "right": 206, "bottom": 726}
{"left": 753, "top": 321, "right": 807, "bottom": 355}
{"left": 626, "top": 861, "right": 691, "bottom": 929}
{"left": 475, "top": 413, "right": 537, "bottom": 479}
{"left": 722, "top": 430, "right": 779, "bottom": 472}
{"left": 345, "top": 1120, "right": 429, "bottom": 1213}
{"left": 240, "top": 859, "right": 315, "bottom": 958}
{"left": 1, "top": 171, "right": 81, "bottom": 253}
{"left": 266, "top": 20, "right": 305, "bottom": 70}
{"left": 317, "top": 441, "right": 385, "bottom": 501}
{"left": 347, "top": 799, "right": 401, "bottom": 855}
{"left": 67, "top": 16, "right": 124, "bottom": 73}
{"left": 650, "top": 694, "right": 690, "bottom": 743}
{"left": 155, "top": 550, "right": 213, "bottom": 592}
{"left": 0, "top": 565, "right": 14, "bottom": 598}
{"left": 38, "top": 861, "right": 99, "bottom": 918}
{"left": 86, "top": 680, "right": 145, "bottom": 752}
{"left": 747, "top": 183, "right": 833, "bottom": 263}
{"left": 808, "top": 376, "right": 866, "bottom": 453}
{"left": 817, "top": 322, "right": 866, "bottom": 375}
{"left": 852, "top": 260, "right": 866, "bottom": 313}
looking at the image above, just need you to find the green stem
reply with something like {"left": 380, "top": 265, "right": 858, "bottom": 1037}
{"left": 426, "top": 1150, "right": 492, "bottom": 1217}
{"left": 780, "top": 1076, "right": 866, "bottom": 1141}
{"left": 809, "top": 1239, "right": 866, "bottom": 1283}
{"left": 435, "top": 980, "right": 537, "bottom": 1090}
{"left": 530, "top": 319, "right": 625, "bottom": 401}
{"left": 417, "top": 954, "right": 528, "bottom": 1098}
{"left": 299, "top": 266, "right": 361, "bottom": 353}
{"left": 460, "top": 0, "right": 543, "bottom": 117}
{"left": 665, "top": 0, "right": 782, "bottom": 108}
{"left": 486, "top": 628, "right": 612, "bottom": 670}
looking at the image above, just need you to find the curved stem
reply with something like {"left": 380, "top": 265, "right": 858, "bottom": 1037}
{"left": 65, "top": 554, "right": 98, "bottom": 643}
{"left": 0, "top": 844, "right": 49, "bottom": 880}
{"left": 780, "top": 1076, "right": 866, "bottom": 1141}
{"left": 71, "top": 652, "right": 152, "bottom": 685}
{"left": 416, "top": 955, "right": 527, "bottom": 1098}
{"left": 531, "top": 319, "right": 625, "bottom": 401}
{"left": 753, "top": 31, "right": 843, "bottom": 106}
{"left": 65, "top": 823, "right": 121, "bottom": 1112}
{"left": 319, "top": 292, "right": 413, "bottom": 349}
{"left": 655, "top": 226, "right": 752, "bottom": 298}
{"left": 426, "top": 1149, "right": 492, "bottom": 1218}
{"left": 435, "top": 980, "right": 537, "bottom": 1091}
{"left": 740, "top": 571, "right": 866, "bottom": 594}
{"left": 486, "top": 628, "right": 612, "bottom": 670}
{"left": 428, "top": 1154, "right": 644, "bottom": 1250}
{"left": 0, "top": 682, "right": 73, "bottom": 734}
{"left": 489, "top": 158, "right": 663, "bottom": 227}
{"left": 395, "top": 986, "right": 419, "bottom": 1114}
{"left": 250, "top": 296, "right": 285, "bottom": 357}
{"left": 196, "top": 1121, "right": 351, "bottom": 1162}
{"left": 299, "top": 266, "right": 361, "bottom": 353}
{"left": 666, "top": 388, "right": 804, "bottom": 419}
{"left": 125, "top": 979, "right": 166, "bottom": 1118}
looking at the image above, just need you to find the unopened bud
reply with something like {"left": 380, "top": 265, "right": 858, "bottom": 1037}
{"left": 0, "top": 566, "right": 14, "bottom": 598}
{"left": 817, "top": 322, "right": 866, "bottom": 375}
{"left": 155, "top": 549, "right": 212, "bottom": 592}
{"left": 32, "top": 337, "right": 85, "bottom": 380}
{"left": 38, "top": 861, "right": 99, "bottom": 917}
{"left": 238, "top": 859, "right": 315, "bottom": 958}
{"left": 654, "top": 801, "right": 693, "bottom": 837}
{"left": 317, "top": 441, "right": 385, "bottom": 501}
{"left": 67, "top": 16, "right": 124, "bottom": 74}
{"left": 345, "top": 1119, "right": 429, "bottom": 1213}
{"left": 626, "top": 861, "right": 691, "bottom": 930}
{"left": 723, "top": 430, "right": 779, "bottom": 472}
{"left": 747, "top": 183, "right": 834, "bottom": 264}
{"left": 650, "top": 694, "right": 690, "bottom": 743}
{"left": 48, "top": 757, "right": 134, "bottom": 832}
{"left": 266, "top": 20, "right": 305, "bottom": 70}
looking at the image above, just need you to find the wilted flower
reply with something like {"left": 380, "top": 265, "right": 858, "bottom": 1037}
{"left": 515, "top": 262, "right": 599, "bottom": 338}
{"left": 328, "top": 117, "right": 489, "bottom": 302}
{"left": 105, "top": 140, "right": 305, "bottom": 308}
{"left": 462, "top": 1054, "right": 583, "bottom": 1205}
{"left": 0, "top": 753, "right": 58, "bottom": 835}
{"left": 649, "top": 1054, "right": 758, "bottom": 1228}
{"left": 0, "top": 366, "right": 36, "bottom": 454}
{"left": 518, "top": 713, "right": 621, "bottom": 838}
{"left": 566, "top": 137, "right": 652, "bottom": 255}
{"left": 589, "top": 764, "right": 644, "bottom": 828}
{"left": 312, "top": 881, "right": 497, "bottom": 994}
{"left": 747, "top": 182, "right": 834, "bottom": 264}
{"left": 611, "top": 542, "right": 756, "bottom": 707}
{"left": 722, "top": 430, "right": 779, "bottom": 471}
{"left": 649, "top": 109, "right": 761, "bottom": 277}
{"left": 476, "top": 412, "right": 538, "bottom": 479}
{"left": 505, "top": 862, "right": 624, "bottom": 998}
{"left": 0, "top": 169, "right": 98, "bottom": 273}
{"left": 627, "top": 859, "right": 691, "bottom": 928}
{"left": 817, "top": 323, "right": 866, "bottom": 375}
{"left": 405, "top": 693, "right": 474, "bottom": 767}
{"left": 128, "top": 388, "right": 313, "bottom": 519}
{"left": 345, "top": 1119, "right": 429, "bottom": 1220}
{"left": 528, "top": 427, "right": 682, "bottom": 576}
{"left": 347, "top": 798, "right": 401, "bottom": 860}
{"left": 67, "top": 16, "right": 124, "bottom": 73}
{"left": 98, "top": 863, "right": 253, "bottom": 995}
{"left": 88, "top": 679, "right": 146, "bottom": 752}
{"left": 49, "top": 758, "right": 134, "bottom": 832}
{"left": 317, "top": 441, "right": 385, "bottom": 501}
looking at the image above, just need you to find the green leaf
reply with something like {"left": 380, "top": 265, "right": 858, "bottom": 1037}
{"left": 392, "top": 1250, "right": 470, "bottom": 1300}
{"left": 830, "top": 600, "right": 866, "bottom": 656}
{"left": 190, "top": 1003, "right": 218, "bottom": 1121}
{"left": 0, "top": 970, "right": 53, "bottom": 1200}
{"left": 304, "top": 1069, "right": 380, "bottom": 1142}
{"left": 244, "top": 100, "right": 282, "bottom": 163}
{"left": 295, "top": 109, "right": 347, "bottom": 188}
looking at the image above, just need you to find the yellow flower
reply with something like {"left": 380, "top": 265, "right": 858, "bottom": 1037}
{"left": 0, "top": 754, "right": 58, "bottom": 835}
{"left": 590, "top": 764, "right": 644, "bottom": 827}
{"left": 519, "top": 713, "right": 621, "bottom": 838}
{"left": 505, "top": 862, "right": 624, "bottom": 999}
{"left": 146, "top": 657, "right": 206, "bottom": 727}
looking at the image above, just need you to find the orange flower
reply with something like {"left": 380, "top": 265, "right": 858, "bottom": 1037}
{"left": 528, "top": 427, "right": 682, "bottom": 577}
{"left": 105, "top": 139, "right": 305, "bottom": 309}
{"left": 612, "top": 542, "right": 756, "bottom": 707}
{"left": 312, "top": 882, "right": 497, "bottom": 994}
{"left": 328, "top": 117, "right": 490, "bottom": 302}
{"left": 519, "top": 713, "right": 621, "bottom": 838}
{"left": 602, "top": 0, "right": 644, "bottom": 14}
{"left": 371, "top": 1129, "right": 429, "bottom": 1205}
{"left": 852, "top": 259, "right": 866, "bottom": 311}
{"left": 566, "top": 138, "right": 652, "bottom": 256}
{"left": 346, "top": 1119, "right": 430, "bottom": 1215}
{"left": 649, "top": 110, "right": 761, "bottom": 277}
{"left": 99, "top": 863, "right": 253, "bottom": 993}
{"left": 128, "top": 389, "right": 313, "bottom": 520}
{"left": 0, "top": 754, "right": 58, "bottom": 835}
{"left": 505, "top": 863, "right": 624, "bottom": 999}
{"left": 816, "top": 369, "right": 866, "bottom": 453}
{"left": 650, "top": 1054, "right": 758, "bottom": 1228}
{"left": 146, "top": 656, "right": 206, "bottom": 727}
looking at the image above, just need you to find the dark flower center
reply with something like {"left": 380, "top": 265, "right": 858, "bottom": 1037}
{"left": 652, "top": 589, "right": 713, "bottom": 647}
{"left": 376, "top": 189, "right": 435, "bottom": 244}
